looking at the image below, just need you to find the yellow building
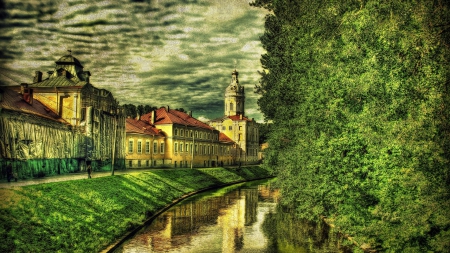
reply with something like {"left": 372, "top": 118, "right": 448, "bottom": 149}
{"left": 8, "top": 52, "right": 126, "bottom": 171}
{"left": 209, "top": 70, "right": 260, "bottom": 165}
{"left": 125, "top": 118, "right": 165, "bottom": 168}
{"left": 125, "top": 107, "right": 237, "bottom": 168}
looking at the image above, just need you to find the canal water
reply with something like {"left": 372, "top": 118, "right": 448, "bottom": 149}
{"left": 114, "top": 179, "right": 351, "bottom": 253}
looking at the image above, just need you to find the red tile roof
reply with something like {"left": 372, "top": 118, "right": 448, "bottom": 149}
{"left": 227, "top": 115, "right": 253, "bottom": 121}
{"left": 0, "top": 87, "right": 67, "bottom": 124}
{"left": 219, "top": 132, "right": 235, "bottom": 144}
{"left": 126, "top": 118, "right": 163, "bottom": 136}
{"left": 141, "top": 107, "right": 214, "bottom": 130}
{"left": 210, "top": 115, "right": 254, "bottom": 122}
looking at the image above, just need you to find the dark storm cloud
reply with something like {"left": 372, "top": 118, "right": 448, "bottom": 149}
{"left": 0, "top": 0, "right": 267, "bottom": 121}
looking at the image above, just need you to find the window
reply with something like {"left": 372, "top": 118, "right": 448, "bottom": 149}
{"left": 137, "top": 140, "right": 142, "bottom": 153}
{"left": 190, "top": 144, "right": 193, "bottom": 154}
{"left": 138, "top": 160, "right": 141, "bottom": 167}
{"left": 180, "top": 142, "right": 183, "bottom": 152}
{"left": 146, "top": 160, "right": 149, "bottom": 166}
{"left": 128, "top": 140, "right": 133, "bottom": 153}
{"left": 195, "top": 131, "right": 198, "bottom": 138}
{"left": 229, "top": 126, "right": 232, "bottom": 130}
{"left": 129, "top": 160, "right": 132, "bottom": 167}
{"left": 181, "top": 130, "right": 184, "bottom": 137}
{"left": 200, "top": 132, "right": 203, "bottom": 139}
{"left": 175, "top": 142, "right": 178, "bottom": 153}
{"left": 174, "top": 129, "right": 178, "bottom": 136}
{"left": 145, "top": 141, "right": 150, "bottom": 154}
{"left": 230, "top": 103, "right": 234, "bottom": 111}
{"left": 153, "top": 141, "right": 158, "bottom": 154}
{"left": 195, "top": 144, "right": 198, "bottom": 154}
{"left": 160, "top": 143, "right": 164, "bottom": 154}
{"left": 208, "top": 145, "right": 211, "bottom": 154}
{"left": 186, "top": 143, "right": 189, "bottom": 152}
{"left": 239, "top": 126, "right": 242, "bottom": 130}
{"left": 222, "top": 126, "right": 225, "bottom": 131}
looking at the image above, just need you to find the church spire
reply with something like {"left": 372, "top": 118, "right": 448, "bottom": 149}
{"left": 224, "top": 68, "right": 245, "bottom": 117}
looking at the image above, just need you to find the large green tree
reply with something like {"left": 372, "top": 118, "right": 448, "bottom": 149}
{"left": 252, "top": 0, "right": 450, "bottom": 251}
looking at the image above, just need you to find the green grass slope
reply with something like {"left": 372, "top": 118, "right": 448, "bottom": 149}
{"left": 0, "top": 166, "right": 271, "bottom": 252}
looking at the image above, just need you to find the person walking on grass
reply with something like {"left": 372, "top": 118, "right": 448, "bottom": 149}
{"left": 87, "top": 163, "right": 92, "bottom": 179}
{"left": 6, "top": 163, "right": 17, "bottom": 182}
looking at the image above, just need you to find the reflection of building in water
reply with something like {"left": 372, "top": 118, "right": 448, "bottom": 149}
{"left": 218, "top": 195, "right": 245, "bottom": 253}
{"left": 258, "top": 183, "right": 280, "bottom": 203}
{"left": 122, "top": 186, "right": 261, "bottom": 252}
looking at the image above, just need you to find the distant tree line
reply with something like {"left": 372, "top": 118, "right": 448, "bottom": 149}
{"left": 122, "top": 104, "right": 186, "bottom": 119}
{"left": 252, "top": 0, "right": 450, "bottom": 252}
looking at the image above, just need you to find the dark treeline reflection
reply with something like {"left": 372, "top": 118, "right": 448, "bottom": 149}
{"left": 262, "top": 205, "right": 353, "bottom": 252}
{"left": 115, "top": 179, "right": 353, "bottom": 252}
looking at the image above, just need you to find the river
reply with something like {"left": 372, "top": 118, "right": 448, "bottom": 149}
{"left": 113, "top": 178, "right": 351, "bottom": 252}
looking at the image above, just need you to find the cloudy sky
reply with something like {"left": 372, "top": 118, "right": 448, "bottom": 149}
{"left": 0, "top": 0, "right": 268, "bottom": 122}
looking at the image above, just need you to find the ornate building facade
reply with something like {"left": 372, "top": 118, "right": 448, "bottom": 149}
{"left": 209, "top": 70, "right": 260, "bottom": 165}
{"left": 1, "top": 52, "right": 126, "bottom": 177}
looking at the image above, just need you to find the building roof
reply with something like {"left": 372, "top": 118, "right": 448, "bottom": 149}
{"left": 219, "top": 132, "right": 235, "bottom": 144}
{"left": 141, "top": 107, "right": 215, "bottom": 130}
{"left": 210, "top": 115, "right": 254, "bottom": 122}
{"left": 55, "top": 54, "right": 84, "bottom": 68}
{"left": 0, "top": 87, "right": 67, "bottom": 124}
{"left": 31, "top": 76, "right": 86, "bottom": 87}
{"left": 126, "top": 118, "right": 163, "bottom": 136}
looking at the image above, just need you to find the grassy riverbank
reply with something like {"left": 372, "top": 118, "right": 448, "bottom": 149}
{"left": 0, "top": 166, "right": 271, "bottom": 252}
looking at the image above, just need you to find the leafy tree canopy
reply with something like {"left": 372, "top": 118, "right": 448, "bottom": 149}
{"left": 252, "top": 0, "right": 450, "bottom": 251}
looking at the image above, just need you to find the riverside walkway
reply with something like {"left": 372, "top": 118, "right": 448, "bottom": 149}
{"left": 0, "top": 166, "right": 247, "bottom": 189}
{"left": 0, "top": 168, "right": 156, "bottom": 189}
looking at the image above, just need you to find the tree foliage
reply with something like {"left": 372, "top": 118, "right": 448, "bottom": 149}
{"left": 122, "top": 104, "right": 157, "bottom": 118}
{"left": 252, "top": 0, "right": 450, "bottom": 251}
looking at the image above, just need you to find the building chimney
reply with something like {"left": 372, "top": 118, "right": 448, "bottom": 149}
{"left": 22, "top": 84, "right": 33, "bottom": 105}
{"left": 83, "top": 71, "right": 91, "bottom": 83}
{"left": 20, "top": 83, "right": 27, "bottom": 94}
{"left": 189, "top": 111, "right": 192, "bottom": 117}
{"left": 33, "top": 71, "right": 43, "bottom": 83}
{"left": 151, "top": 111, "right": 155, "bottom": 124}
{"left": 167, "top": 105, "right": 170, "bottom": 111}
{"left": 240, "top": 114, "right": 243, "bottom": 120}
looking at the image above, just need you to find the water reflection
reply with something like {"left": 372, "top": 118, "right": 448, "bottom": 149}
{"left": 114, "top": 179, "right": 350, "bottom": 252}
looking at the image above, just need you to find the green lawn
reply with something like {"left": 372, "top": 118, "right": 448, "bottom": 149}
{"left": 0, "top": 166, "right": 271, "bottom": 253}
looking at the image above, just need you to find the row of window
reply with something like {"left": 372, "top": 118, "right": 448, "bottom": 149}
{"left": 128, "top": 140, "right": 164, "bottom": 154}
{"left": 128, "top": 139, "right": 234, "bottom": 156}
{"left": 173, "top": 142, "right": 232, "bottom": 155}
{"left": 173, "top": 128, "right": 219, "bottom": 141}
{"left": 129, "top": 160, "right": 156, "bottom": 167}
{"left": 128, "top": 160, "right": 233, "bottom": 168}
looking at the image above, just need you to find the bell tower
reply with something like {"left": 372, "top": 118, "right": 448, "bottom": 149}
{"left": 224, "top": 69, "right": 245, "bottom": 116}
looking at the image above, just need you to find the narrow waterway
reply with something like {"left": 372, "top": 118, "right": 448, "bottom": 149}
{"left": 114, "top": 179, "right": 350, "bottom": 252}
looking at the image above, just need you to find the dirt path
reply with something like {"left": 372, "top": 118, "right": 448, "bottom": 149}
{"left": 0, "top": 168, "right": 155, "bottom": 188}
